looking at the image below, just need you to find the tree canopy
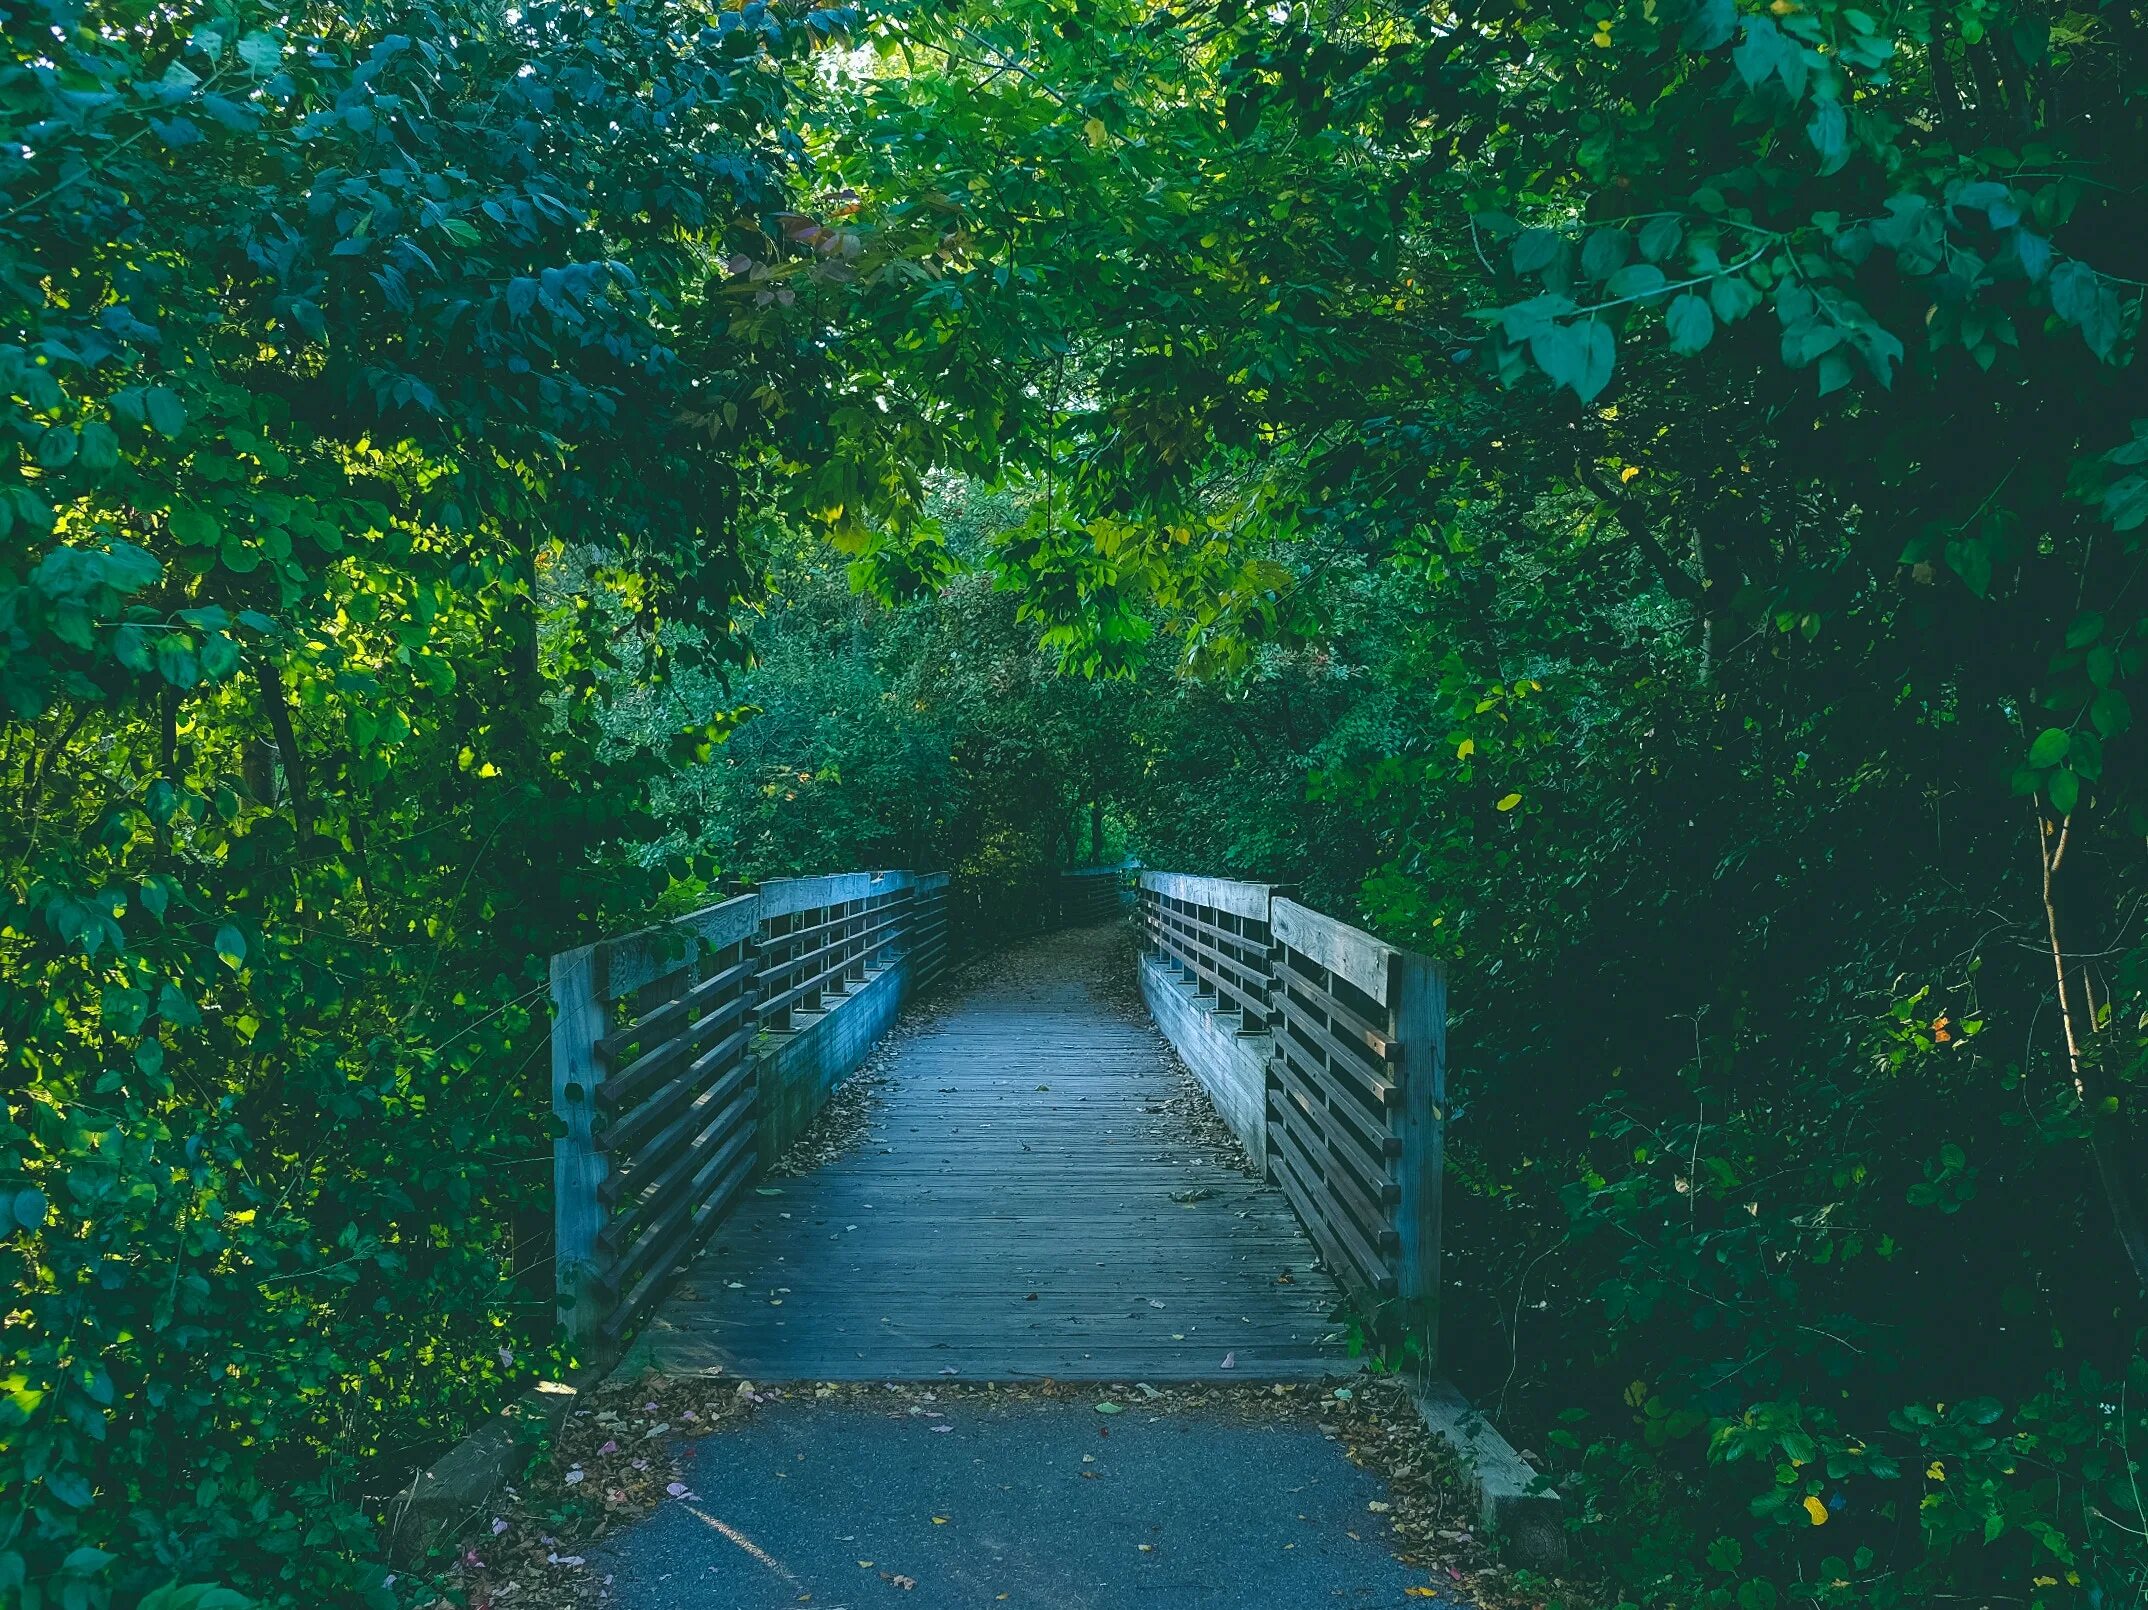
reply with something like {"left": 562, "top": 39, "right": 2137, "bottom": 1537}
{"left": 6, "top": 0, "right": 2148, "bottom": 1604}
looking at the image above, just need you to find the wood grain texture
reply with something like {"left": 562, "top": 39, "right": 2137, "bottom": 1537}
{"left": 551, "top": 944, "right": 609, "bottom": 1347}
{"left": 1272, "top": 898, "right": 1395, "bottom": 1004}
{"left": 640, "top": 928, "right": 1350, "bottom": 1382}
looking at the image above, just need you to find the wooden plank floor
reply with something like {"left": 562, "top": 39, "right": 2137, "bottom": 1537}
{"left": 640, "top": 925, "right": 1351, "bottom": 1381}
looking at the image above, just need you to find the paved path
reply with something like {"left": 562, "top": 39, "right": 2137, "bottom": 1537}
{"left": 598, "top": 1394, "right": 1465, "bottom": 1609}
{"left": 638, "top": 926, "right": 1347, "bottom": 1381}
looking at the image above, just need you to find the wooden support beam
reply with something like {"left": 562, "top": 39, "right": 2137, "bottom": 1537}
{"left": 551, "top": 942, "right": 609, "bottom": 1350}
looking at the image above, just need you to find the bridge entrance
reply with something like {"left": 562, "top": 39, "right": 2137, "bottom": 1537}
{"left": 633, "top": 924, "right": 1347, "bottom": 1381}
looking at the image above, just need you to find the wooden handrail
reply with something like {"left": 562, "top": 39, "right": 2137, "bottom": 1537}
{"left": 549, "top": 867, "right": 953, "bottom": 1350}
{"left": 1134, "top": 871, "right": 1446, "bottom": 1360}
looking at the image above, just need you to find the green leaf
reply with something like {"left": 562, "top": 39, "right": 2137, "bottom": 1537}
{"left": 2051, "top": 261, "right": 2121, "bottom": 359}
{"left": 170, "top": 507, "right": 220, "bottom": 546}
{"left": 1604, "top": 263, "right": 1667, "bottom": 301}
{"left": 236, "top": 29, "right": 283, "bottom": 74}
{"left": 2048, "top": 768, "right": 2081, "bottom": 814}
{"left": 1665, "top": 294, "right": 1715, "bottom": 355}
{"left": 144, "top": 387, "right": 187, "bottom": 439}
{"left": 2027, "top": 728, "right": 2071, "bottom": 767}
{"left": 2102, "top": 475, "right": 2148, "bottom": 532}
{"left": 214, "top": 925, "right": 248, "bottom": 970}
{"left": 1637, "top": 215, "right": 1682, "bottom": 264}
{"left": 1511, "top": 229, "right": 1561, "bottom": 275}
{"left": 1709, "top": 275, "right": 1762, "bottom": 324}
{"left": 1807, "top": 101, "right": 1849, "bottom": 174}
{"left": 1945, "top": 536, "right": 1993, "bottom": 598}
{"left": 1580, "top": 227, "right": 1631, "bottom": 281}
{"left": 2090, "top": 688, "right": 2132, "bottom": 737}
{"left": 12, "top": 1188, "right": 47, "bottom": 1230}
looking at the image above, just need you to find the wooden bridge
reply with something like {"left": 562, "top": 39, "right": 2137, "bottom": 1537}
{"left": 550, "top": 866, "right": 1446, "bottom": 1383}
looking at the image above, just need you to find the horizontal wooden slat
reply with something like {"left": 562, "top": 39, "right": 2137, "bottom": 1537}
{"left": 601, "top": 1020, "right": 754, "bottom": 1158}
{"left": 757, "top": 870, "right": 909, "bottom": 920}
{"left": 601, "top": 894, "right": 760, "bottom": 999}
{"left": 1140, "top": 870, "right": 1275, "bottom": 920}
{"left": 600, "top": 1139, "right": 756, "bottom": 1344}
{"left": 1278, "top": 987, "right": 1401, "bottom": 1110}
{"left": 1272, "top": 898, "right": 1394, "bottom": 1005}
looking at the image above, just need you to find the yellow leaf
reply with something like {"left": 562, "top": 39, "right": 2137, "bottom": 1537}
{"left": 1456, "top": 738, "right": 1476, "bottom": 760}
{"left": 1803, "top": 1495, "right": 1830, "bottom": 1526}
{"left": 1407, "top": 1590, "right": 1438, "bottom": 1598}
{"left": 932, "top": 1516, "right": 950, "bottom": 1525}
{"left": 1084, "top": 117, "right": 1109, "bottom": 147}
{"left": 1619, "top": 465, "right": 1640, "bottom": 483}
{"left": 1496, "top": 793, "right": 1523, "bottom": 812}
{"left": 1926, "top": 1461, "right": 1946, "bottom": 1481}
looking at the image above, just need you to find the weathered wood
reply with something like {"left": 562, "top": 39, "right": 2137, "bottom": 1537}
{"left": 551, "top": 943, "right": 609, "bottom": 1348}
{"left": 641, "top": 928, "right": 1349, "bottom": 1381}
{"left": 1390, "top": 947, "right": 1447, "bottom": 1364}
{"left": 1128, "top": 877, "right": 1447, "bottom": 1356}
{"left": 1139, "top": 868, "right": 1275, "bottom": 920}
{"left": 1272, "top": 897, "right": 1395, "bottom": 1004}
{"left": 757, "top": 869, "right": 908, "bottom": 920}
{"left": 601, "top": 893, "right": 760, "bottom": 1000}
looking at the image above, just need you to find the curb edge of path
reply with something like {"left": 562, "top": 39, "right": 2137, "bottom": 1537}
{"left": 381, "top": 1351, "right": 616, "bottom": 1568}
{"left": 1413, "top": 1376, "right": 1568, "bottom": 1572}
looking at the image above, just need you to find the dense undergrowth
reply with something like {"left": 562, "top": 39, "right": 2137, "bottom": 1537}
{"left": 7, "top": 0, "right": 2148, "bottom": 1604}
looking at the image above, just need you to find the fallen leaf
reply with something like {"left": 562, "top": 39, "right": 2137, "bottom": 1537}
{"left": 1094, "top": 1401, "right": 1123, "bottom": 1415}
{"left": 1220, "top": 1353, "right": 1236, "bottom": 1370}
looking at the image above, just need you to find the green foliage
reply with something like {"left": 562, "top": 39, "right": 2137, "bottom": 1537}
{"left": 796, "top": 0, "right": 2148, "bottom": 1601}
{"left": 14, "top": 0, "right": 2148, "bottom": 1603}
{"left": 633, "top": 486, "right": 1139, "bottom": 926}
{"left": 0, "top": 0, "right": 854, "bottom": 1600}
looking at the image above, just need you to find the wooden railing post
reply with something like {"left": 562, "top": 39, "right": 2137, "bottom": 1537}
{"left": 551, "top": 942, "right": 609, "bottom": 1351}
{"left": 1389, "top": 949, "right": 1447, "bottom": 1368}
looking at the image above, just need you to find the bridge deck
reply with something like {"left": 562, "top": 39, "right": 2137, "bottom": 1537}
{"left": 639, "top": 926, "right": 1349, "bottom": 1381}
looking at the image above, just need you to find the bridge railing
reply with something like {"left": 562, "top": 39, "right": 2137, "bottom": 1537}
{"left": 1136, "top": 871, "right": 1446, "bottom": 1358}
{"left": 549, "top": 869, "right": 949, "bottom": 1350}
{"left": 1056, "top": 860, "right": 1138, "bottom": 926}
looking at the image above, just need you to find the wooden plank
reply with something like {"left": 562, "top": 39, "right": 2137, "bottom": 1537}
{"left": 757, "top": 869, "right": 908, "bottom": 920}
{"left": 550, "top": 943, "right": 609, "bottom": 1348}
{"left": 1139, "top": 869, "right": 1274, "bottom": 920}
{"left": 601, "top": 893, "right": 760, "bottom": 999}
{"left": 1272, "top": 898, "right": 1394, "bottom": 1005}
{"left": 642, "top": 924, "right": 1352, "bottom": 1383}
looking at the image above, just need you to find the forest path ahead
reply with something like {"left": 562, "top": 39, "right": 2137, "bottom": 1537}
{"left": 602, "top": 926, "right": 1474, "bottom": 1607}
{"left": 635, "top": 922, "right": 1346, "bottom": 1381}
